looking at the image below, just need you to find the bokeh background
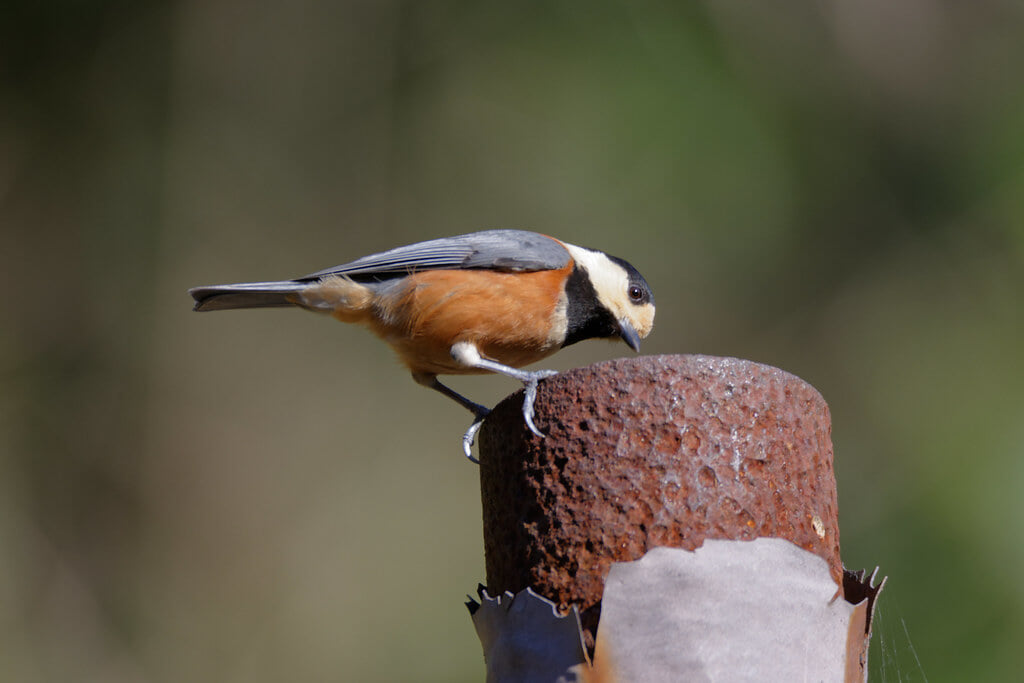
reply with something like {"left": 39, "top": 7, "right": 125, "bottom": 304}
{"left": 3, "top": 1, "right": 1023, "bottom": 681}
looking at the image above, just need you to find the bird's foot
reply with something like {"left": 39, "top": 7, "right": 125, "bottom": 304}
{"left": 520, "top": 369, "right": 559, "bottom": 437}
{"left": 462, "top": 408, "right": 491, "bottom": 464}
{"left": 455, "top": 367, "right": 558, "bottom": 462}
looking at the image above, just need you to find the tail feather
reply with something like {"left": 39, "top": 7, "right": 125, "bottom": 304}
{"left": 189, "top": 281, "right": 308, "bottom": 312}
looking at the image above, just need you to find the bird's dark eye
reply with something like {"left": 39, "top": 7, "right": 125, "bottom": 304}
{"left": 628, "top": 285, "right": 644, "bottom": 302}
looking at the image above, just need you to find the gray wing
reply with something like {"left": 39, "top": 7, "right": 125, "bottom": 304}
{"left": 298, "top": 230, "right": 569, "bottom": 280}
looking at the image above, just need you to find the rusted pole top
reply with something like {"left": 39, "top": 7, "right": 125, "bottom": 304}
{"left": 477, "top": 354, "right": 841, "bottom": 649}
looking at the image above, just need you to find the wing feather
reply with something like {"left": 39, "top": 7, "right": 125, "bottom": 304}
{"left": 299, "top": 230, "right": 569, "bottom": 280}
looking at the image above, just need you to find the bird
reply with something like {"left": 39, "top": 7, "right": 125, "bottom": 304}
{"left": 189, "top": 229, "right": 655, "bottom": 461}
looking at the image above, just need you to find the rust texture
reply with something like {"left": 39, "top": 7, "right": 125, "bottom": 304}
{"left": 477, "top": 354, "right": 841, "bottom": 647}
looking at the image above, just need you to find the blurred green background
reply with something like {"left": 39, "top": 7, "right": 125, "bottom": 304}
{"left": 2, "top": 1, "right": 1022, "bottom": 681}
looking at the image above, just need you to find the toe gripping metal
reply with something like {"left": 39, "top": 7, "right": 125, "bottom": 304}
{"left": 421, "top": 363, "right": 559, "bottom": 463}
{"left": 459, "top": 367, "right": 559, "bottom": 461}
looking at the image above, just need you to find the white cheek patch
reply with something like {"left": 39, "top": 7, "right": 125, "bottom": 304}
{"left": 563, "top": 244, "right": 631, "bottom": 319}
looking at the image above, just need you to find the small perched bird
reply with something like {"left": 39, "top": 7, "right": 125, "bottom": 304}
{"left": 190, "top": 230, "right": 655, "bottom": 461}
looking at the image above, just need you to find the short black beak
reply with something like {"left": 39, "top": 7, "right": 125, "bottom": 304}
{"left": 618, "top": 319, "right": 641, "bottom": 352}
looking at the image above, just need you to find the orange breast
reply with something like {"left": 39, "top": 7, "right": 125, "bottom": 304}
{"left": 365, "top": 265, "right": 571, "bottom": 376}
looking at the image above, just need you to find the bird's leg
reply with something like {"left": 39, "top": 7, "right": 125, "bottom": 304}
{"left": 414, "top": 371, "right": 490, "bottom": 416}
{"left": 413, "top": 372, "right": 489, "bottom": 463}
{"left": 449, "top": 342, "right": 558, "bottom": 439}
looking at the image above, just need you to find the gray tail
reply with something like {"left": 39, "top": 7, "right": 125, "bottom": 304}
{"left": 189, "top": 281, "right": 308, "bottom": 312}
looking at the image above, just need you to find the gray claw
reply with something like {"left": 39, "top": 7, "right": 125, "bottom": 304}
{"left": 462, "top": 411, "right": 489, "bottom": 464}
{"left": 524, "top": 409, "right": 544, "bottom": 438}
{"left": 521, "top": 370, "right": 557, "bottom": 438}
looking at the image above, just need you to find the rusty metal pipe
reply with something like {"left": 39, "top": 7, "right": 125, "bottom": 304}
{"left": 477, "top": 354, "right": 843, "bottom": 650}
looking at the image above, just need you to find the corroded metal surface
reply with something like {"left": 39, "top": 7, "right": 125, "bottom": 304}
{"left": 477, "top": 354, "right": 841, "bottom": 647}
